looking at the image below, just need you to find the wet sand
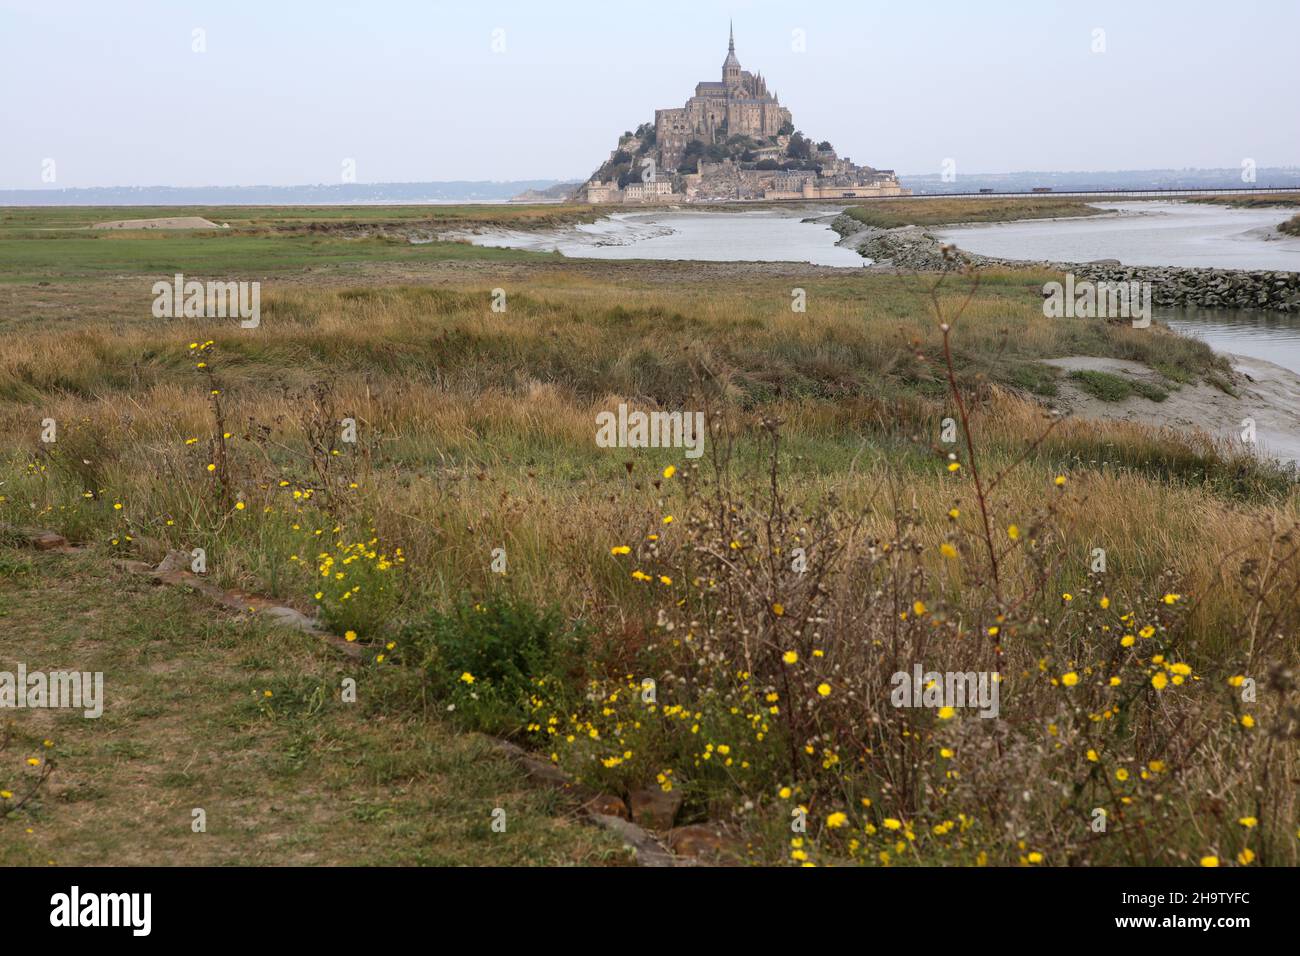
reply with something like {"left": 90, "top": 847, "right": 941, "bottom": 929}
{"left": 1042, "top": 354, "right": 1300, "bottom": 464}
{"left": 92, "top": 216, "right": 225, "bottom": 230}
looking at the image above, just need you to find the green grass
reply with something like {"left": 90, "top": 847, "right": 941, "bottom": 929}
{"left": 1069, "top": 369, "right": 1169, "bottom": 402}
{"left": 0, "top": 547, "right": 628, "bottom": 865}
{"left": 1, "top": 203, "right": 1296, "bottom": 867}
{"left": 0, "top": 203, "right": 600, "bottom": 283}
{"left": 0, "top": 203, "right": 598, "bottom": 234}
{"left": 0, "top": 235, "right": 545, "bottom": 283}
{"left": 1007, "top": 362, "right": 1060, "bottom": 396}
{"left": 840, "top": 197, "right": 1106, "bottom": 229}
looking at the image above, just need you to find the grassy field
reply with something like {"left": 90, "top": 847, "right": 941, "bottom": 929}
{"left": 840, "top": 197, "right": 1107, "bottom": 230}
{"left": 2, "top": 203, "right": 1296, "bottom": 867}
{"left": 0, "top": 203, "right": 583, "bottom": 285}
{"left": 0, "top": 548, "right": 626, "bottom": 865}
{"left": 0, "top": 202, "right": 600, "bottom": 234}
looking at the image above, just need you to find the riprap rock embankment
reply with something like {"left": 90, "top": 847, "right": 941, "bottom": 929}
{"left": 836, "top": 217, "right": 1300, "bottom": 313}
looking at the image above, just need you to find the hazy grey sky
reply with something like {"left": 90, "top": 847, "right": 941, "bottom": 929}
{"left": 2, "top": 0, "right": 1296, "bottom": 188}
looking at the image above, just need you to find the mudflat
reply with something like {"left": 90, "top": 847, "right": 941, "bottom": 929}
{"left": 92, "top": 216, "right": 224, "bottom": 230}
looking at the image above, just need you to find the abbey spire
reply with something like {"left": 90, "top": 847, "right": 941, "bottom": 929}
{"left": 722, "top": 22, "right": 742, "bottom": 86}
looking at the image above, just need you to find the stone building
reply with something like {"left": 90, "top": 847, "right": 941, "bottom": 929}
{"left": 654, "top": 24, "right": 792, "bottom": 172}
{"left": 622, "top": 179, "right": 674, "bottom": 202}
{"left": 578, "top": 24, "right": 910, "bottom": 204}
{"left": 578, "top": 180, "right": 621, "bottom": 204}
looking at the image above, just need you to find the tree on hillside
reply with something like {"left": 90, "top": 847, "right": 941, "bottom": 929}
{"left": 635, "top": 122, "right": 657, "bottom": 151}
{"left": 704, "top": 143, "right": 729, "bottom": 163}
{"left": 786, "top": 132, "right": 812, "bottom": 161}
{"left": 677, "top": 140, "right": 705, "bottom": 173}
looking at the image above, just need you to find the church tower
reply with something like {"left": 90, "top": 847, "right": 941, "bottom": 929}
{"left": 722, "top": 21, "right": 742, "bottom": 88}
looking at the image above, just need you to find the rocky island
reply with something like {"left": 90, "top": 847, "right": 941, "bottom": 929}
{"left": 576, "top": 25, "right": 909, "bottom": 204}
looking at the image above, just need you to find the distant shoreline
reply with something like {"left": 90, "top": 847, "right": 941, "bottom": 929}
{"left": 4, "top": 172, "right": 1299, "bottom": 207}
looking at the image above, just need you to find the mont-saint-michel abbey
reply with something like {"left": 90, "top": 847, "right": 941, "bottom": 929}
{"left": 579, "top": 26, "right": 910, "bottom": 203}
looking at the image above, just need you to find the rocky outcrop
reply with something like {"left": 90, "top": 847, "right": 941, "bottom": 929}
{"left": 845, "top": 223, "right": 966, "bottom": 271}
{"left": 841, "top": 220, "right": 1300, "bottom": 312}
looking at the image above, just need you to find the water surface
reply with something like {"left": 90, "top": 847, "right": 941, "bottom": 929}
{"left": 933, "top": 201, "right": 1300, "bottom": 271}
{"left": 1162, "top": 307, "right": 1300, "bottom": 377}
{"left": 469, "top": 209, "right": 866, "bottom": 267}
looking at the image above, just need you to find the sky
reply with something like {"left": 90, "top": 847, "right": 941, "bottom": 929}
{"left": 2, "top": 0, "right": 1297, "bottom": 189}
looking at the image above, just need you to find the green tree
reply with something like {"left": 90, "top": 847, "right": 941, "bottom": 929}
{"left": 786, "top": 132, "right": 812, "bottom": 161}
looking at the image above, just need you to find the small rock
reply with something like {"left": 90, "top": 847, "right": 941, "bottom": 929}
{"left": 666, "top": 824, "right": 742, "bottom": 862}
{"left": 520, "top": 755, "right": 574, "bottom": 791}
{"left": 31, "top": 531, "right": 69, "bottom": 551}
{"left": 627, "top": 787, "right": 684, "bottom": 830}
{"left": 586, "top": 813, "right": 679, "bottom": 867}
{"left": 154, "top": 549, "right": 192, "bottom": 573}
{"left": 584, "top": 794, "right": 630, "bottom": 819}
{"left": 262, "top": 605, "right": 318, "bottom": 632}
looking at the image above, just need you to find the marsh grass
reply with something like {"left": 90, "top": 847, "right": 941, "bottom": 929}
{"left": 1069, "top": 369, "right": 1169, "bottom": 403}
{"left": 1, "top": 207, "right": 1296, "bottom": 865}
{"left": 841, "top": 197, "right": 1106, "bottom": 230}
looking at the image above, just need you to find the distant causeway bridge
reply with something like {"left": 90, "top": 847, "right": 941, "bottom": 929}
{"left": 823, "top": 186, "right": 1300, "bottom": 202}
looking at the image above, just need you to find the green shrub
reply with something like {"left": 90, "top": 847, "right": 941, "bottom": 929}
{"left": 396, "top": 596, "right": 586, "bottom": 734}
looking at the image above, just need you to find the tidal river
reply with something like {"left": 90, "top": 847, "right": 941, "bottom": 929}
{"left": 474, "top": 200, "right": 1300, "bottom": 273}
{"left": 930, "top": 201, "right": 1300, "bottom": 376}
{"left": 932, "top": 201, "right": 1300, "bottom": 272}
{"left": 466, "top": 207, "right": 866, "bottom": 267}
{"left": 1162, "top": 308, "right": 1300, "bottom": 378}
{"left": 467, "top": 201, "right": 1300, "bottom": 376}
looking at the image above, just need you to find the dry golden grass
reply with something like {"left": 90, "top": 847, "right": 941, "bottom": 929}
{"left": 2, "top": 234, "right": 1296, "bottom": 866}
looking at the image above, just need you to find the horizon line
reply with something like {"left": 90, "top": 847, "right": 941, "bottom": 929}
{"left": 5, "top": 165, "right": 1300, "bottom": 194}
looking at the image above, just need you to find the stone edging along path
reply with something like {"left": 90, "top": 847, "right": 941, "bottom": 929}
{"left": 835, "top": 217, "right": 1300, "bottom": 313}
{"left": 3, "top": 525, "right": 739, "bottom": 867}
